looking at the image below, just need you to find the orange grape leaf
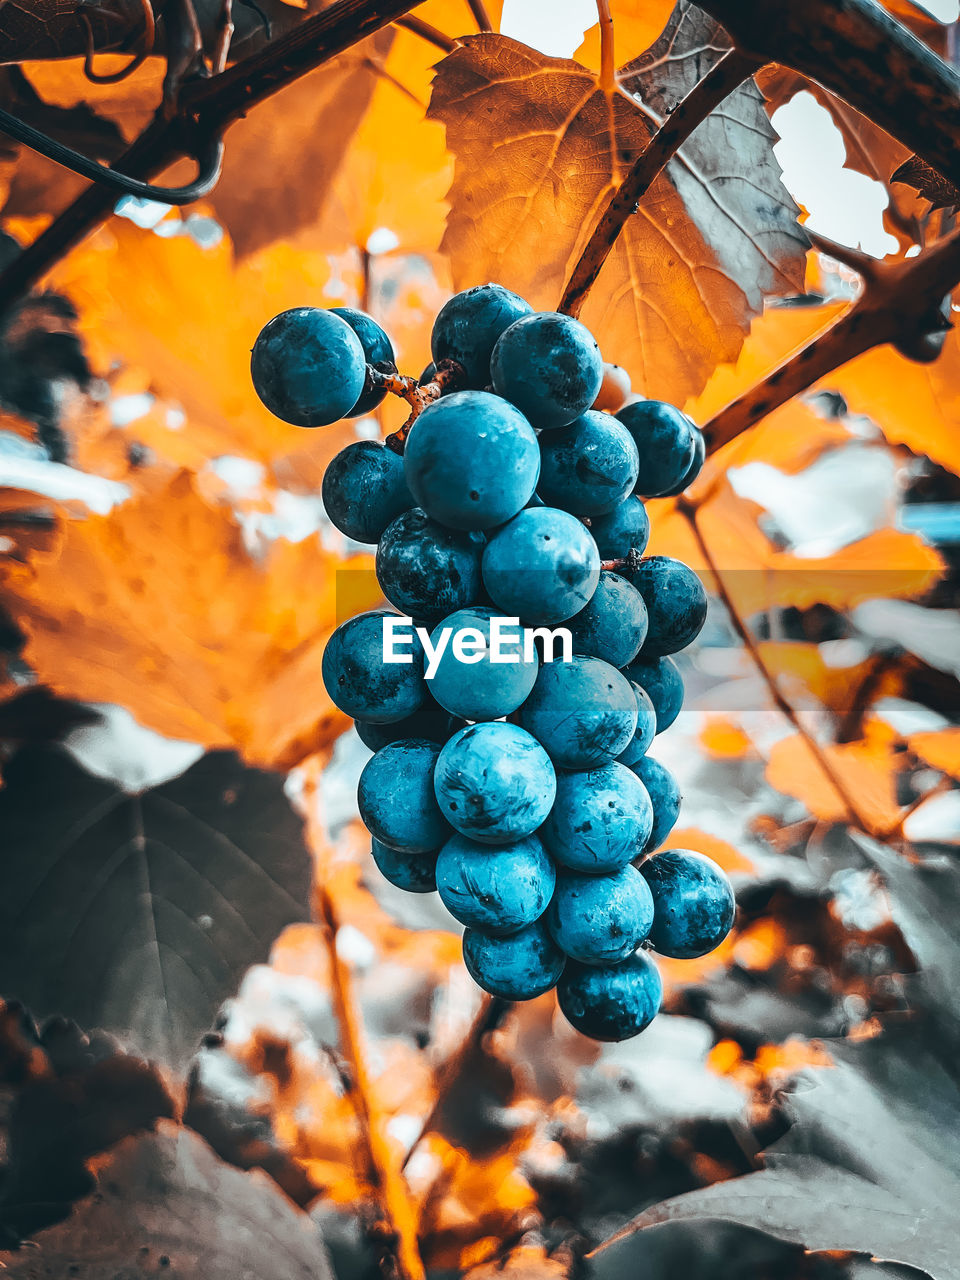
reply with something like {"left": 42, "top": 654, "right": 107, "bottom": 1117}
{"left": 908, "top": 729, "right": 960, "bottom": 780}
{"left": 0, "top": 472, "right": 380, "bottom": 765}
{"left": 575, "top": 0, "right": 677, "bottom": 68}
{"left": 765, "top": 732, "right": 904, "bottom": 833}
{"left": 429, "top": 3, "right": 806, "bottom": 403}
{"left": 700, "top": 716, "right": 753, "bottom": 760}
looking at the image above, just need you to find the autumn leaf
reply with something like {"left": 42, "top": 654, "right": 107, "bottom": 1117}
{"left": 429, "top": 3, "right": 806, "bottom": 402}
{"left": 907, "top": 728, "right": 960, "bottom": 781}
{"left": 765, "top": 729, "right": 904, "bottom": 833}
{"left": 0, "top": 472, "right": 380, "bottom": 763}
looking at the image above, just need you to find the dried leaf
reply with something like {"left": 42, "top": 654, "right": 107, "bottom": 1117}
{"left": 0, "top": 745, "right": 311, "bottom": 1064}
{"left": 908, "top": 728, "right": 960, "bottom": 780}
{"left": 429, "top": 3, "right": 806, "bottom": 403}
{"left": 891, "top": 154, "right": 960, "bottom": 212}
{"left": 765, "top": 730, "right": 904, "bottom": 834}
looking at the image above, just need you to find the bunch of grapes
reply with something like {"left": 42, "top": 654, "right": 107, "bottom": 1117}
{"left": 251, "top": 286, "right": 735, "bottom": 1043}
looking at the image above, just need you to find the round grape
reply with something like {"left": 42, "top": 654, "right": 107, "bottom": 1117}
{"left": 322, "top": 440, "right": 413, "bottom": 544}
{"left": 322, "top": 609, "right": 425, "bottom": 723}
{"left": 371, "top": 839, "right": 438, "bottom": 893}
{"left": 462, "top": 920, "right": 565, "bottom": 999}
{"left": 436, "top": 833, "right": 555, "bottom": 934}
{"left": 617, "top": 682, "right": 658, "bottom": 767}
{"left": 358, "top": 739, "right": 450, "bottom": 853}
{"left": 591, "top": 362, "right": 632, "bottom": 414}
{"left": 491, "top": 312, "right": 603, "bottom": 429}
{"left": 403, "top": 391, "right": 539, "bottom": 530}
{"left": 642, "top": 849, "right": 735, "bottom": 958}
{"left": 623, "top": 655, "right": 684, "bottom": 733}
{"left": 354, "top": 699, "right": 463, "bottom": 751}
{"left": 627, "top": 556, "right": 707, "bottom": 656}
{"left": 434, "top": 722, "right": 556, "bottom": 844}
{"left": 616, "top": 400, "right": 696, "bottom": 497}
{"left": 662, "top": 421, "right": 706, "bottom": 496}
{"left": 542, "top": 761, "right": 652, "bottom": 874}
{"left": 376, "top": 509, "right": 484, "bottom": 625}
{"left": 537, "top": 411, "right": 639, "bottom": 516}
{"left": 431, "top": 284, "right": 532, "bottom": 388}
{"left": 629, "top": 755, "right": 681, "bottom": 855}
{"left": 427, "top": 606, "right": 538, "bottom": 720}
{"left": 519, "top": 655, "right": 637, "bottom": 769}
{"left": 547, "top": 864, "right": 654, "bottom": 965}
{"left": 589, "top": 495, "right": 650, "bottom": 561}
{"left": 251, "top": 308, "right": 366, "bottom": 427}
{"left": 331, "top": 307, "right": 395, "bottom": 417}
{"left": 565, "top": 572, "right": 648, "bottom": 668}
{"left": 482, "top": 507, "right": 600, "bottom": 624}
{"left": 557, "top": 950, "right": 663, "bottom": 1041}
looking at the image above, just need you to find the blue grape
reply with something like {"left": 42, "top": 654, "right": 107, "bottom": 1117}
{"left": 322, "top": 440, "right": 413, "bottom": 543}
{"left": 557, "top": 950, "right": 662, "bottom": 1041}
{"left": 419, "top": 361, "right": 437, "bottom": 385}
{"left": 617, "top": 682, "right": 657, "bottom": 767}
{"left": 427, "top": 606, "right": 538, "bottom": 720}
{"left": 588, "top": 495, "right": 650, "bottom": 561}
{"left": 354, "top": 699, "right": 463, "bottom": 751}
{"left": 358, "top": 739, "right": 450, "bottom": 853}
{"left": 322, "top": 609, "right": 425, "bottom": 723}
{"left": 642, "top": 849, "right": 735, "bottom": 958}
{"left": 536, "top": 411, "right": 639, "bottom": 516}
{"left": 462, "top": 920, "right": 565, "bottom": 999}
{"left": 376, "top": 509, "right": 484, "bottom": 624}
{"left": 371, "top": 839, "right": 438, "bottom": 893}
{"left": 627, "top": 556, "right": 707, "bottom": 656}
{"left": 547, "top": 864, "right": 654, "bottom": 965}
{"left": 519, "top": 655, "right": 637, "bottom": 769}
{"left": 251, "top": 308, "right": 366, "bottom": 427}
{"left": 431, "top": 284, "right": 532, "bottom": 388}
{"left": 542, "top": 761, "right": 652, "bottom": 873}
{"left": 331, "top": 307, "right": 395, "bottom": 417}
{"left": 436, "top": 833, "right": 555, "bottom": 933}
{"left": 565, "top": 572, "right": 648, "bottom": 668}
{"left": 623, "top": 655, "right": 684, "bottom": 733}
{"left": 629, "top": 755, "right": 681, "bottom": 854}
{"left": 616, "top": 400, "right": 696, "bottom": 497}
{"left": 491, "top": 312, "right": 603, "bottom": 430}
{"left": 662, "top": 422, "right": 706, "bottom": 495}
{"left": 434, "top": 722, "right": 556, "bottom": 844}
{"left": 482, "top": 507, "right": 600, "bottom": 625}
{"left": 403, "top": 391, "right": 539, "bottom": 530}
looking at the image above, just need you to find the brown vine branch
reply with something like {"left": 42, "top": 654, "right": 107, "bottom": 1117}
{"left": 698, "top": 223, "right": 960, "bottom": 460}
{"left": 596, "top": 0, "right": 615, "bottom": 97}
{"left": 698, "top": 0, "right": 960, "bottom": 194}
{"left": 0, "top": 0, "right": 419, "bottom": 302}
{"left": 395, "top": 15, "right": 457, "bottom": 54}
{"left": 376, "top": 359, "right": 468, "bottom": 454}
{"left": 465, "top": 0, "right": 493, "bottom": 32}
{"left": 677, "top": 497, "right": 875, "bottom": 835}
{"left": 558, "top": 48, "right": 760, "bottom": 318}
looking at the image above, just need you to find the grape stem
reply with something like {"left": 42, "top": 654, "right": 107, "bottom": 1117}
{"left": 599, "top": 547, "right": 644, "bottom": 575}
{"left": 373, "top": 358, "right": 469, "bottom": 454}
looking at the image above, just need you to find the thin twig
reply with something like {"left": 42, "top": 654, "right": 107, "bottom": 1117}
{"left": 697, "top": 222, "right": 960, "bottom": 461}
{"left": 376, "top": 359, "right": 468, "bottom": 453}
{"left": 81, "top": 0, "right": 156, "bottom": 84}
{"left": 465, "top": 0, "right": 492, "bottom": 32}
{"left": 596, "top": 0, "right": 615, "bottom": 97}
{"left": 0, "top": 0, "right": 419, "bottom": 301}
{"left": 677, "top": 497, "right": 875, "bottom": 834}
{"left": 558, "top": 49, "right": 760, "bottom": 317}
{"left": 396, "top": 15, "right": 457, "bottom": 54}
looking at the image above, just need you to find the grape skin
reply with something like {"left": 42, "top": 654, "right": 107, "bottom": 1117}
{"left": 662, "top": 421, "right": 706, "bottom": 496}
{"left": 462, "top": 920, "right": 566, "bottom": 999}
{"left": 617, "top": 682, "right": 658, "bottom": 767}
{"left": 617, "top": 400, "right": 697, "bottom": 497}
{"left": 588, "top": 495, "right": 650, "bottom": 561}
{"left": 431, "top": 284, "right": 532, "bottom": 388}
{"left": 482, "top": 506, "right": 600, "bottom": 625}
{"left": 322, "top": 440, "right": 414, "bottom": 544}
{"left": 629, "top": 755, "right": 682, "bottom": 854}
{"left": 251, "top": 308, "right": 366, "bottom": 427}
{"left": 376, "top": 508, "right": 484, "bottom": 625}
{"left": 358, "top": 739, "right": 451, "bottom": 854}
{"left": 354, "top": 699, "right": 463, "bottom": 752}
{"left": 491, "top": 312, "right": 604, "bottom": 430}
{"left": 371, "top": 839, "right": 438, "bottom": 893}
{"left": 434, "top": 722, "right": 556, "bottom": 844}
{"left": 436, "top": 832, "right": 555, "bottom": 934}
{"left": 565, "top": 572, "right": 648, "bottom": 668}
{"left": 427, "top": 605, "right": 539, "bottom": 721}
{"left": 519, "top": 655, "right": 638, "bottom": 770}
{"left": 623, "top": 655, "right": 684, "bottom": 734}
{"left": 331, "top": 306, "right": 395, "bottom": 417}
{"left": 322, "top": 609, "right": 426, "bottom": 723}
{"left": 547, "top": 864, "right": 654, "bottom": 965}
{"left": 642, "top": 849, "right": 735, "bottom": 958}
{"left": 403, "top": 391, "right": 540, "bottom": 531}
{"left": 557, "top": 950, "right": 663, "bottom": 1041}
{"left": 536, "top": 410, "right": 639, "bottom": 516}
{"left": 542, "top": 761, "right": 652, "bottom": 874}
{"left": 627, "top": 556, "right": 708, "bottom": 657}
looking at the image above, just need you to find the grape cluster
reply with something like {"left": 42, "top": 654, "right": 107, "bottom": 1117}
{"left": 251, "top": 285, "right": 736, "bottom": 1043}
